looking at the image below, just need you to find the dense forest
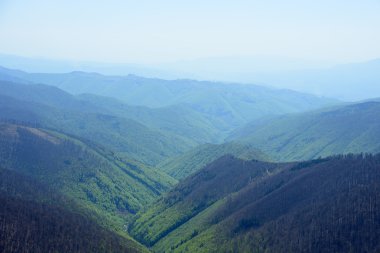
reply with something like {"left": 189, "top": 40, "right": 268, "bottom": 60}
{"left": 0, "top": 67, "right": 379, "bottom": 253}
{"left": 132, "top": 154, "right": 380, "bottom": 253}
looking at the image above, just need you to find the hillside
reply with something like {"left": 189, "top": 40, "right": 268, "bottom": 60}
{"left": 158, "top": 142, "right": 270, "bottom": 180}
{"left": 228, "top": 101, "right": 380, "bottom": 161}
{"left": 130, "top": 154, "right": 380, "bottom": 253}
{"left": 0, "top": 122, "right": 176, "bottom": 234}
{"left": 0, "top": 168, "right": 147, "bottom": 253}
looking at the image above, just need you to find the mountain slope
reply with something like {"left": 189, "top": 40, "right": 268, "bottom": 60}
{"left": 0, "top": 122, "right": 176, "bottom": 233}
{"left": 158, "top": 142, "right": 270, "bottom": 180}
{"left": 228, "top": 101, "right": 380, "bottom": 161}
{"left": 131, "top": 154, "right": 380, "bottom": 253}
{"left": 0, "top": 168, "right": 147, "bottom": 253}
{"left": 129, "top": 156, "right": 287, "bottom": 247}
{"left": 175, "top": 154, "right": 380, "bottom": 253}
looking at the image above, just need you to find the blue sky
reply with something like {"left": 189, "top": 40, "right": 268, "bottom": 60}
{"left": 0, "top": 0, "right": 379, "bottom": 64}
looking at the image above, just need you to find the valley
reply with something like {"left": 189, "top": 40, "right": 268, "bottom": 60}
{"left": 0, "top": 66, "right": 379, "bottom": 253}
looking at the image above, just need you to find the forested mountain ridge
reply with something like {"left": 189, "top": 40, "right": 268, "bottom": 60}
{"left": 0, "top": 122, "right": 175, "bottom": 236}
{"left": 228, "top": 101, "right": 380, "bottom": 161}
{"left": 131, "top": 154, "right": 380, "bottom": 253}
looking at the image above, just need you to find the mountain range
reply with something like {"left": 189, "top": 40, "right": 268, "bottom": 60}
{"left": 0, "top": 66, "right": 336, "bottom": 126}
{"left": 1, "top": 53, "right": 379, "bottom": 101}
{"left": 0, "top": 66, "right": 337, "bottom": 166}
{"left": 0, "top": 63, "right": 379, "bottom": 253}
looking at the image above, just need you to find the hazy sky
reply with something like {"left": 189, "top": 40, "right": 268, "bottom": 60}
{"left": 0, "top": 0, "right": 380, "bottom": 64}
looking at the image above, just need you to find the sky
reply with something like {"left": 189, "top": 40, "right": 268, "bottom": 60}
{"left": 0, "top": 0, "right": 380, "bottom": 64}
